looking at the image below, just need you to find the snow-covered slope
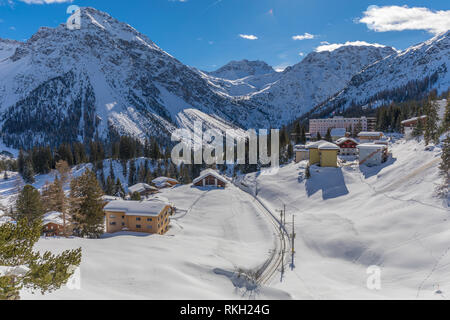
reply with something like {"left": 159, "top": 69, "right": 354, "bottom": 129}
{"left": 315, "top": 31, "right": 450, "bottom": 116}
{"left": 244, "top": 45, "right": 397, "bottom": 123}
{"left": 0, "top": 39, "right": 21, "bottom": 60}
{"left": 237, "top": 137, "right": 449, "bottom": 299}
{"left": 208, "top": 60, "right": 275, "bottom": 80}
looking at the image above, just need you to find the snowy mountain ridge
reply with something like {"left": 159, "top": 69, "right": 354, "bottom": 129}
{"left": 0, "top": 7, "right": 448, "bottom": 150}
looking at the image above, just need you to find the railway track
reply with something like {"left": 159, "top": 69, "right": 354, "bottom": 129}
{"left": 233, "top": 181, "right": 290, "bottom": 286}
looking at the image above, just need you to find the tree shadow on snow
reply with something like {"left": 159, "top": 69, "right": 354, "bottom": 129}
{"left": 306, "top": 167, "right": 349, "bottom": 200}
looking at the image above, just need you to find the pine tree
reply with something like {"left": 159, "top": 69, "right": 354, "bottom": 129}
{"left": 104, "top": 175, "right": 115, "bottom": 196}
{"left": 70, "top": 170, "right": 105, "bottom": 239}
{"left": 300, "top": 127, "right": 307, "bottom": 145}
{"left": 115, "top": 178, "right": 126, "bottom": 198}
{"left": 128, "top": 159, "right": 136, "bottom": 186}
{"left": 0, "top": 219, "right": 81, "bottom": 300}
{"left": 317, "top": 132, "right": 322, "bottom": 141}
{"left": 438, "top": 135, "right": 449, "bottom": 197}
{"left": 55, "top": 160, "right": 71, "bottom": 237}
{"left": 3, "top": 171, "right": 8, "bottom": 180}
{"left": 412, "top": 118, "right": 424, "bottom": 138}
{"left": 22, "top": 159, "right": 35, "bottom": 184}
{"left": 325, "top": 128, "right": 332, "bottom": 142}
{"left": 15, "top": 185, "right": 44, "bottom": 225}
{"left": 130, "top": 192, "right": 141, "bottom": 201}
{"left": 424, "top": 99, "right": 439, "bottom": 145}
{"left": 441, "top": 97, "right": 450, "bottom": 133}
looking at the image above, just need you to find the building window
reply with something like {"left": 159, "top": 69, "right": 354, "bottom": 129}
{"left": 147, "top": 225, "right": 152, "bottom": 229}
{"left": 147, "top": 218, "right": 153, "bottom": 222}
{"left": 110, "top": 222, "right": 116, "bottom": 226}
{"left": 136, "top": 225, "right": 142, "bottom": 229}
{"left": 110, "top": 215, "right": 116, "bottom": 219}
{"left": 136, "top": 217, "right": 141, "bottom": 221}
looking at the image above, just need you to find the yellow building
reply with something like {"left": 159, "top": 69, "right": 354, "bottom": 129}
{"left": 294, "top": 145, "right": 309, "bottom": 163}
{"left": 306, "top": 140, "right": 339, "bottom": 167}
{"left": 104, "top": 200, "right": 173, "bottom": 235}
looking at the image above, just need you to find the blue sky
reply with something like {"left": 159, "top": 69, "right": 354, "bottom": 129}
{"left": 0, "top": 0, "right": 449, "bottom": 71}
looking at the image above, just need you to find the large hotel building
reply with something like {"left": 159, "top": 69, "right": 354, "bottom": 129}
{"left": 309, "top": 116, "right": 376, "bottom": 137}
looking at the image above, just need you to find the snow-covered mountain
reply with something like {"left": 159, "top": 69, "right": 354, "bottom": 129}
{"left": 0, "top": 38, "right": 21, "bottom": 60}
{"left": 0, "top": 7, "right": 254, "bottom": 149}
{"left": 0, "top": 7, "right": 448, "bottom": 150}
{"left": 241, "top": 44, "right": 397, "bottom": 122}
{"left": 312, "top": 31, "right": 450, "bottom": 117}
{"left": 208, "top": 60, "right": 275, "bottom": 80}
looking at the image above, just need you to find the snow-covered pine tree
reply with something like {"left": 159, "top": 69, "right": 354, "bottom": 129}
{"left": 0, "top": 219, "right": 81, "bottom": 300}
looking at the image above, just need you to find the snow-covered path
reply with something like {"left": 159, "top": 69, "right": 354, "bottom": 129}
{"left": 21, "top": 184, "right": 285, "bottom": 300}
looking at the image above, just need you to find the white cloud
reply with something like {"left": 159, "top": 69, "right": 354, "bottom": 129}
{"left": 315, "top": 41, "right": 386, "bottom": 52}
{"left": 359, "top": 5, "right": 450, "bottom": 35}
{"left": 298, "top": 52, "right": 304, "bottom": 57}
{"left": 292, "top": 33, "right": 315, "bottom": 41}
{"left": 239, "top": 34, "right": 258, "bottom": 40}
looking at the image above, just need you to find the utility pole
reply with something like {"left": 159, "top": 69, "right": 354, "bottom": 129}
{"left": 291, "top": 215, "right": 296, "bottom": 270}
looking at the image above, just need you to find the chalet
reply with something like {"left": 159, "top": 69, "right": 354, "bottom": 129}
{"left": 152, "top": 177, "right": 179, "bottom": 189}
{"left": 104, "top": 200, "right": 172, "bottom": 235}
{"left": 306, "top": 141, "right": 339, "bottom": 168}
{"left": 193, "top": 169, "right": 227, "bottom": 188}
{"left": 357, "top": 144, "right": 388, "bottom": 166}
{"left": 330, "top": 128, "right": 347, "bottom": 141}
{"left": 128, "top": 183, "right": 158, "bottom": 197}
{"left": 294, "top": 145, "right": 309, "bottom": 163}
{"left": 401, "top": 116, "right": 427, "bottom": 135}
{"left": 335, "top": 138, "right": 359, "bottom": 156}
{"left": 358, "top": 132, "right": 384, "bottom": 142}
{"left": 42, "top": 212, "right": 65, "bottom": 237}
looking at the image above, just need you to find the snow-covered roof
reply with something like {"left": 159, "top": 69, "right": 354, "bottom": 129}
{"left": 43, "top": 211, "right": 64, "bottom": 226}
{"left": 294, "top": 145, "right": 308, "bottom": 152}
{"left": 330, "top": 128, "right": 346, "bottom": 137}
{"left": 306, "top": 140, "right": 329, "bottom": 149}
{"left": 318, "top": 142, "right": 340, "bottom": 151}
{"left": 145, "top": 195, "right": 170, "bottom": 204}
{"left": 104, "top": 200, "right": 169, "bottom": 217}
{"left": 102, "top": 195, "right": 122, "bottom": 202}
{"left": 335, "top": 137, "right": 359, "bottom": 145}
{"left": 358, "top": 132, "right": 384, "bottom": 137}
{"left": 401, "top": 116, "right": 427, "bottom": 125}
{"left": 128, "top": 183, "right": 157, "bottom": 194}
{"left": 357, "top": 144, "right": 387, "bottom": 150}
{"left": 152, "top": 177, "right": 179, "bottom": 188}
{"left": 193, "top": 169, "right": 228, "bottom": 185}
